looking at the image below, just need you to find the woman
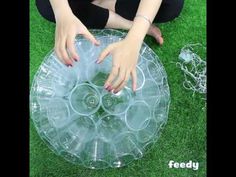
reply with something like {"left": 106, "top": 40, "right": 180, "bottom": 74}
{"left": 36, "top": 0, "right": 184, "bottom": 93}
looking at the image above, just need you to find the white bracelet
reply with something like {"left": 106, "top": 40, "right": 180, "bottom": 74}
{"left": 135, "top": 14, "right": 152, "bottom": 25}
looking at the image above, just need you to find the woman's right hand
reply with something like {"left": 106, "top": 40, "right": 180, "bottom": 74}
{"left": 54, "top": 11, "right": 100, "bottom": 66}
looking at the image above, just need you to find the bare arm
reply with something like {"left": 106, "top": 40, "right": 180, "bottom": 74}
{"left": 126, "top": 0, "right": 162, "bottom": 43}
{"left": 97, "top": 0, "right": 162, "bottom": 93}
{"left": 49, "top": 0, "right": 72, "bottom": 17}
{"left": 49, "top": 0, "right": 99, "bottom": 66}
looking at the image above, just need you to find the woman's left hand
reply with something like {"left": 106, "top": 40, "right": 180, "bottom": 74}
{"left": 96, "top": 38, "right": 142, "bottom": 93}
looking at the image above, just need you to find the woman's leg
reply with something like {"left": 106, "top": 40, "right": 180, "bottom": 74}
{"left": 114, "top": 0, "right": 184, "bottom": 23}
{"left": 154, "top": 0, "right": 185, "bottom": 23}
{"left": 103, "top": 9, "right": 164, "bottom": 44}
{"left": 92, "top": 0, "right": 164, "bottom": 44}
{"left": 36, "top": 0, "right": 163, "bottom": 43}
{"left": 93, "top": 0, "right": 184, "bottom": 44}
{"left": 110, "top": 0, "right": 184, "bottom": 44}
{"left": 35, "top": 0, "right": 109, "bottom": 29}
{"left": 35, "top": 0, "right": 55, "bottom": 22}
{"left": 36, "top": 0, "right": 184, "bottom": 44}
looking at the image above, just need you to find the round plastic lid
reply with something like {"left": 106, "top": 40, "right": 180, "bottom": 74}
{"left": 30, "top": 29, "right": 170, "bottom": 169}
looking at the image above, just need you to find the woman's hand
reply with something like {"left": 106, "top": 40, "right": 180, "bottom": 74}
{"left": 96, "top": 38, "right": 142, "bottom": 93}
{"left": 95, "top": 0, "right": 163, "bottom": 92}
{"left": 54, "top": 12, "right": 100, "bottom": 66}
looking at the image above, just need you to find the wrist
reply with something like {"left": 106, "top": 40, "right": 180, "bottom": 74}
{"left": 124, "top": 37, "right": 142, "bottom": 52}
{"left": 55, "top": 11, "right": 74, "bottom": 23}
{"left": 54, "top": 5, "right": 73, "bottom": 20}
{"left": 125, "top": 35, "right": 143, "bottom": 48}
{"left": 125, "top": 17, "right": 150, "bottom": 44}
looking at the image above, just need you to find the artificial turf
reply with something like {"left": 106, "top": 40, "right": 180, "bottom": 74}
{"left": 30, "top": 0, "right": 206, "bottom": 176}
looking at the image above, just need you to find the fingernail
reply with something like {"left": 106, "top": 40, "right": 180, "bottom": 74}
{"left": 95, "top": 59, "right": 100, "bottom": 64}
{"left": 107, "top": 86, "right": 112, "bottom": 92}
{"left": 96, "top": 40, "right": 100, "bottom": 45}
{"left": 114, "top": 90, "right": 118, "bottom": 94}
{"left": 104, "top": 84, "right": 109, "bottom": 89}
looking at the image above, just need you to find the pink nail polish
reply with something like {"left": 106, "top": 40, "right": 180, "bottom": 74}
{"left": 133, "top": 85, "right": 136, "bottom": 92}
{"left": 104, "top": 85, "right": 109, "bottom": 89}
{"left": 107, "top": 86, "right": 112, "bottom": 91}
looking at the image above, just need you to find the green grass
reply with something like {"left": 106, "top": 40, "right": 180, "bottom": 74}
{"left": 30, "top": 0, "right": 206, "bottom": 176}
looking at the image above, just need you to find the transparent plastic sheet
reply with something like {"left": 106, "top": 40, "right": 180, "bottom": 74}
{"left": 177, "top": 43, "right": 206, "bottom": 96}
{"left": 30, "top": 29, "right": 171, "bottom": 169}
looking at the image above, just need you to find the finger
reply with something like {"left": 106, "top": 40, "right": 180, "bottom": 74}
{"left": 58, "top": 37, "right": 74, "bottom": 66}
{"left": 55, "top": 39, "right": 66, "bottom": 64}
{"left": 104, "top": 66, "right": 119, "bottom": 90}
{"left": 131, "top": 69, "right": 137, "bottom": 92}
{"left": 113, "top": 72, "right": 130, "bottom": 93}
{"left": 110, "top": 68, "right": 126, "bottom": 91}
{"left": 54, "top": 35, "right": 62, "bottom": 61}
{"left": 54, "top": 46, "right": 63, "bottom": 63}
{"left": 83, "top": 31, "right": 100, "bottom": 46}
{"left": 96, "top": 44, "right": 114, "bottom": 64}
{"left": 67, "top": 34, "right": 80, "bottom": 61}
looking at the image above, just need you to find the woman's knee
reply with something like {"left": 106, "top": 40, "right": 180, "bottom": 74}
{"left": 35, "top": 0, "right": 55, "bottom": 22}
{"left": 155, "top": 0, "right": 184, "bottom": 23}
{"left": 172, "top": 0, "right": 184, "bottom": 19}
{"left": 167, "top": 0, "right": 184, "bottom": 21}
